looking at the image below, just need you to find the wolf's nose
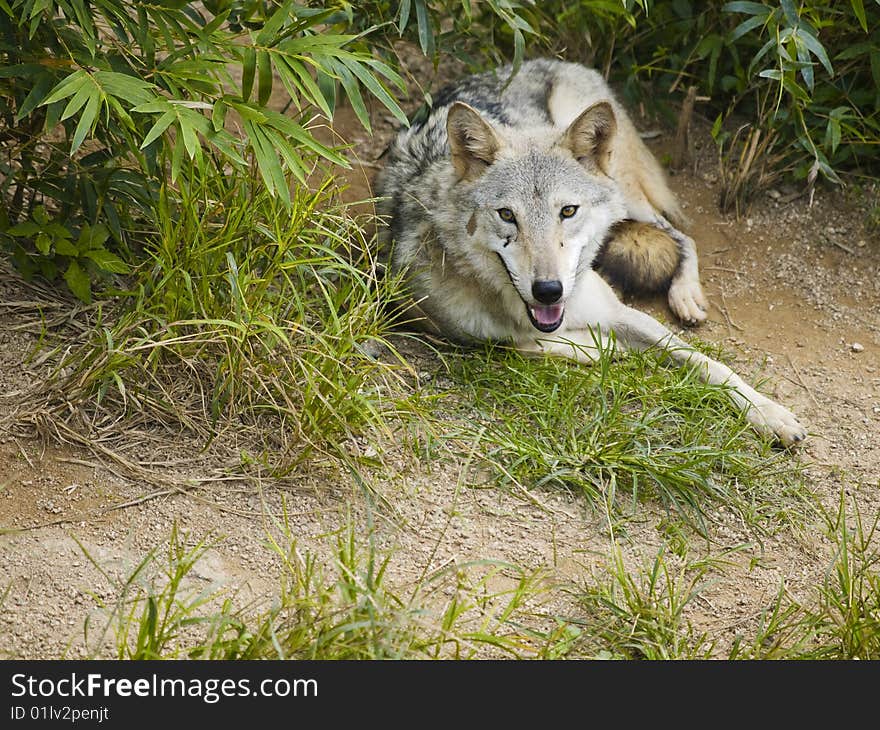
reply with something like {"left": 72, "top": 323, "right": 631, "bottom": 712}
{"left": 532, "top": 280, "right": 563, "bottom": 304}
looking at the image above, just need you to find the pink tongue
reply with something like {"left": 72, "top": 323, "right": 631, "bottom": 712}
{"left": 532, "top": 303, "right": 563, "bottom": 325}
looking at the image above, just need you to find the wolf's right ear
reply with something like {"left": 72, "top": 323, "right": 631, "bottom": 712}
{"left": 560, "top": 101, "right": 617, "bottom": 174}
{"left": 447, "top": 102, "right": 501, "bottom": 181}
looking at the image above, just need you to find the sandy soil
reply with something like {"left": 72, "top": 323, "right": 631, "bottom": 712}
{"left": 1, "top": 54, "right": 878, "bottom": 659}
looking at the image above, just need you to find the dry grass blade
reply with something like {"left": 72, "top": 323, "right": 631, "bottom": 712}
{"left": 718, "top": 125, "right": 791, "bottom": 216}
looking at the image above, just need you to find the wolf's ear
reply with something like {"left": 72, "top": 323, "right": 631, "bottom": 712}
{"left": 447, "top": 102, "right": 501, "bottom": 181}
{"left": 560, "top": 101, "right": 616, "bottom": 174}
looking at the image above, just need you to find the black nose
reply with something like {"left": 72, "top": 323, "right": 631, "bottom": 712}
{"left": 532, "top": 280, "right": 563, "bottom": 304}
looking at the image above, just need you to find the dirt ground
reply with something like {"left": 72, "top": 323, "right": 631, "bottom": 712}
{"left": 1, "top": 55, "right": 879, "bottom": 659}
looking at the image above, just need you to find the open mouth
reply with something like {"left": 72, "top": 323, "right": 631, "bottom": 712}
{"left": 495, "top": 254, "right": 565, "bottom": 333}
{"left": 526, "top": 302, "right": 564, "bottom": 332}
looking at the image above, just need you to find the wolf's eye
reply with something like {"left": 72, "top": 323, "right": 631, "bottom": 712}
{"left": 497, "top": 208, "right": 516, "bottom": 224}
{"left": 560, "top": 205, "right": 579, "bottom": 219}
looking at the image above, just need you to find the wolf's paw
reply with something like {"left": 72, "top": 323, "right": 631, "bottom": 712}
{"left": 668, "top": 278, "right": 708, "bottom": 326}
{"left": 747, "top": 398, "right": 807, "bottom": 448}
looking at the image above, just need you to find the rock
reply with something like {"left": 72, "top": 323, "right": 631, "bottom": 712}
{"left": 851, "top": 342, "right": 865, "bottom": 353}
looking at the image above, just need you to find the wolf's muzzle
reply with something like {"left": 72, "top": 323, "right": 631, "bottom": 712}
{"left": 532, "top": 279, "right": 563, "bottom": 303}
{"left": 528, "top": 280, "right": 564, "bottom": 331}
{"left": 496, "top": 254, "right": 565, "bottom": 333}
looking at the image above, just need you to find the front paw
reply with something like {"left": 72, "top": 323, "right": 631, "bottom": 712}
{"left": 668, "top": 277, "right": 708, "bottom": 326}
{"left": 747, "top": 397, "right": 807, "bottom": 448}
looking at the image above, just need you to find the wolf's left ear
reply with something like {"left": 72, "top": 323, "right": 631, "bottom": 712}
{"left": 447, "top": 102, "right": 501, "bottom": 181}
{"left": 560, "top": 101, "right": 616, "bottom": 174}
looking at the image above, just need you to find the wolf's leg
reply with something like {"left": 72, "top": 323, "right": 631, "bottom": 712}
{"left": 615, "top": 305, "right": 804, "bottom": 445}
{"left": 649, "top": 215, "right": 708, "bottom": 325}
{"left": 523, "top": 306, "right": 806, "bottom": 447}
{"left": 616, "top": 190, "right": 708, "bottom": 325}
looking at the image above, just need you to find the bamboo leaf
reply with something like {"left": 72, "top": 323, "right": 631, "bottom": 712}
{"left": 60, "top": 81, "right": 94, "bottom": 121}
{"left": 227, "top": 100, "right": 267, "bottom": 123}
{"left": 316, "top": 68, "right": 337, "bottom": 117}
{"left": 70, "top": 90, "right": 100, "bottom": 154}
{"left": 132, "top": 100, "right": 173, "bottom": 114}
{"left": 171, "top": 133, "right": 185, "bottom": 183}
{"left": 414, "top": 0, "right": 434, "bottom": 57}
{"left": 267, "top": 128, "right": 306, "bottom": 184}
{"left": 93, "top": 70, "right": 156, "bottom": 106}
{"left": 212, "top": 99, "right": 227, "bottom": 132}
{"left": 362, "top": 58, "right": 407, "bottom": 93}
{"left": 262, "top": 109, "right": 349, "bottom": 166}
{"left": 178, "top": 115, "right": 200, "bottom": 160}
{"left": 140, "top": 110, "right": 177, "bottom": 149}
{"left": 851, "top": 0, "right": 868, "bottom": 32}
{"left": 40, "top": 70, "right": 88, "bottom": 106}
{"left": 798, "top": 29, "right": 834, "bottom": 76}
{"left": 15, "top": 72, "right": 54, "bottom": 121}
{"left": 327, "top": 60, "right": 369, "bottom": 131}
{"left": 341, "top": 58, "right": 407, "bottom": 127}
{"left": 247, "top": 122, "right": 290, "bottom": 206}
{"left": 722, "top": 1, "right": 771, "bottom": 16}
{"left": 795, "top": 38, "right": 814, "bottom": 91}
{"left": 750, "top": 37, "right": 779, "bottom": 73}
{"left": 511, "top": 28, "right": 525, "bottom": 78}
{"left": 730, "top": 15, "right": 767, "bottom": 42}
{"left": 397, "top": 0, "right": 411, "bottom": 33}
{"left": 256, "top": 0, "right": 294, "bottom": 45}
{"left": 0, "top": 63, "right": 45, "bottom": 78}
{"left": 207, "top": 129, "right": 246, "bottom": 166}
{"left": 257, "top": 49, "right": 273, "bottom": 107}
{"left": 242, "top": 45, "right": 256, "bottom": 102}
{"left": 282, "top": 56, "right": 332, "bottom": 118}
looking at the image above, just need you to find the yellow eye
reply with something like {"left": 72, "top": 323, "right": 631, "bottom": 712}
{"left": 497, "top": 208, "right": 516, "bottom": 224}
{"left": 560, "top": 205, "right": 578, "bottom": 219}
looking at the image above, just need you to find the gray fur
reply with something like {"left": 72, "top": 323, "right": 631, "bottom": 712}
{"left": 374, "top": 59, "right": 806, "bottom": 446}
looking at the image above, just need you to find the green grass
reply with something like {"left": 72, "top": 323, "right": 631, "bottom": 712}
{"left": 66, "top": 486, "right": 879, "bottom": 660}
{"left": 728, "top": 492, "right": 880, "bottom": 660}
{"left": 13, "top": 169, "right": 419, "bottom": 474}
{"left": 75, "top": 518, "right": 552, "bottom": 660}
{"left": 566, "top": 546, "right": 716, "bottom": 660}
{"left": 800, "top": 492, "right": 880, "bottom": 659}
{"left": 538, "top": 490, "right": 880, "bottom": 660}
{"left": 427, "top": 338, "right": 808, "bottom": 532}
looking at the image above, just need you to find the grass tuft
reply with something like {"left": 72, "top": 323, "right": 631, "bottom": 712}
{"left": 565, "top": 545, "right": 714, "bottom": 660}
{"left": 431, "top": 338, "right": 807, "bottom": 531}
{"left": 75, "top": 516, "right": 555, "bottom": 660}
{"left": 6, "top": 170, "right": 418, "bottom": 475}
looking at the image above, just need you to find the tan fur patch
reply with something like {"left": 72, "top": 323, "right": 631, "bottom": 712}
{"left": 466, "top": 212, "right": 477, "bottom": 235}
{"left": 597, "top": 221, "right": 680, "bottom": 293}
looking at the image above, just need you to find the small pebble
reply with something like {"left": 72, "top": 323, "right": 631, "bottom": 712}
{"left": 851, "top": 342, "right": 864, "bottom": 353}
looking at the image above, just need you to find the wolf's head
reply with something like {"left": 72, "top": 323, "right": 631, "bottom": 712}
{"left": 446, "top": 101, "right": 626, "bottom": 333}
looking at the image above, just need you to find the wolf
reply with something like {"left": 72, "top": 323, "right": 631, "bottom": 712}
{"left": 374, "top": 58, "right": 806, "bottom": 446}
